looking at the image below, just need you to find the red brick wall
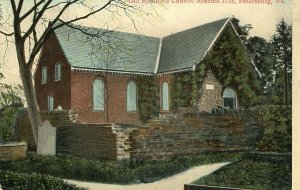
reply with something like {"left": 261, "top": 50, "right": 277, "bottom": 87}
{"left": 56, "top": 124, "right": 118, "bottom": 160}
{"left": 34, "top": 34, "right": 71, "bottom": 111}
{"left": 198, "top": 70, "right": 223, "bottom": 112}
{"left": 70, "top": 72, "right": 140, "bottom": 124}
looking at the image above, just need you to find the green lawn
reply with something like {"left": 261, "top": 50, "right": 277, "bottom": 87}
{"left": 192, "top": 155, "right": 291, "bottom": 190}
{"left": 0, "top": 152, "right": 241, "bottom": 184}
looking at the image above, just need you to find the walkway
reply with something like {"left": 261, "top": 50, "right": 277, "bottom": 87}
{"left": 67, "top": 162, "right": 230, "bottom": 190}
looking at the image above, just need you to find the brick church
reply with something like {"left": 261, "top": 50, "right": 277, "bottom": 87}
{"left": 34, "top": 17, "right": 260, "bottom": 124}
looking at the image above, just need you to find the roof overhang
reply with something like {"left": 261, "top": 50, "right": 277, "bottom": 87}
{"left": 71, "top": 66, "right": 154, "bottom": 76}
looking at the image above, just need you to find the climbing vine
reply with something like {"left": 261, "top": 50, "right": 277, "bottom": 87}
{"left": 171, "top": 71, "right": 197, "bottom": 109}
{"left": 205, "top": 25, "right": 262, "bottom": 107}
{"left": 137, "top": 76, "right": 160, "bottom": 123}
{"left": 171, "top": 25, "right": 262, "bottom": 109}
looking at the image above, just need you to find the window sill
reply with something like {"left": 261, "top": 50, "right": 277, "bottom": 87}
{"left": 127, "top": 110, "right": 137, "bottom": 113}
{"left": 92, "top": 110, "right": 105, "bottom": 112}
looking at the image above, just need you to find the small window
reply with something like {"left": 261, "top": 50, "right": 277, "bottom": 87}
{"left": 42, "top": 66, "right": 47, "bottom": 84}
{"left": 55, "top": 63, "right": 62, "bottom": 81}
{"left": 93, "top": 78, "right": 105, "bottom": 111}
{"left": 48, "top": 96, "right": 54, "bottom": 111}
{"left": 223, "top": 87, "right": 237, "bottom": 109}
{"left": 127, "top": 81, "right": 137, "bottom": 111}
{"left": 162, "top": 82, "right": 169, "bottom": 111}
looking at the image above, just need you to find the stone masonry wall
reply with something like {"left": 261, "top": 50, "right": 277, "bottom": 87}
{"left": 129, "top": 112, "right": 260, "bottom": 160}
{"left": 198, "top": 70, "right": 223, "bottom": 112}
{"left": 14, "top": 109, "right": 261, "bottom": 161}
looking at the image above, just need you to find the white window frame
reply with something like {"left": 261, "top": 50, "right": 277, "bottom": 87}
{"left": 162, "top": 82, "right": 169, "bottom": 111}
{"left": 222, "top": 87, "right": 237, "bottom": 109}
{"left": 48, "top": 96, "right": 54, "bottom": 111}
{"left": 126, "top": 81, "right": 137, "bottom": 111}
{"left": 55, "top": 63, "right": 62, "bottom": 81}
{"left": 93, "top": 78, "right": 105, "bottom": 111}
{"left": 42, "top": 66, "right": 47, "bottom": 84}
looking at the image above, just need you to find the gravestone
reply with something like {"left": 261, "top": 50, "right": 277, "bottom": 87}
{"left": 37, "top": 120, "right": 56, "bottom": 155}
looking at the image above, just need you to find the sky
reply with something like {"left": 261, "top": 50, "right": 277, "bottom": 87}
{"left": 0, "top": 0, "right": 292, "bottom": 85}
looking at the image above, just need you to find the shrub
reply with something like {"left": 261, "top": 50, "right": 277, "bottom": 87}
{"left": 251, "top": 105, "right": 291, "bottom": 152}
{"left": 0, "top": 152, "right": 241, "bottom": 184}
{"left": 0, "top": 107, "right": 18, "bottom": 141}
{"left": 0, "top": 170, "right": 85, "bottom": 190}
{"left": 193, "top": 157, "right": 291, "bottom": 190}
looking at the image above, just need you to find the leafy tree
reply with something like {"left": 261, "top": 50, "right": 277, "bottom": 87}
{"left": 0, "top": 1, "right": 145, "bottom": 145}
{"left": 0, "top": 84, "right": 24, "bottom": 109}
{"left": 0, "top": 72, "right": 24, "bottom": 141}
{"left": 247, "top": 36, "right": 275, "bottom": 103}
{"left": 271, "top": 19, "right": 292, "bottom": 105}
{"left": 230, "top": 16, "right": 253, "bottom": 43}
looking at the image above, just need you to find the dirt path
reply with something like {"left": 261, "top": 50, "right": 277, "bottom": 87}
{"left": 66, "top": 162, "right": 230, "bottom": 190}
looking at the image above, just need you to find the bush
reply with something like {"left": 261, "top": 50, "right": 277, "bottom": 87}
{"left": 0, "top": 152, "right": 241, "bottom": 184}
{"left": 250, "top": 105, "right": 291, "bottom": 152}
{"left": 0, "top": 107, "right": 18, "bottom": 141}
{"left": 193, "top": 157, "right": 291, "bottom": 190}
{"left": 0, "top": 170, "right": 85, "bottom": 190}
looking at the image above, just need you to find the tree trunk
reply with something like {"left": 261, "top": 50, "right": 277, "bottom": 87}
{"left": 15, "top": 43, "right": 42, "bottom": 146}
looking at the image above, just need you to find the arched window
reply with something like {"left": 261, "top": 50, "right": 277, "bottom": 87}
{"left": 223, "top": 87, "right": 237, "bottom": 109}
{"left": 42, "top": 66, "right": 47, "bottom": 84}
{"left": 93, "top": 78, "right": 105, "bottom": 111}
{"left": 127, "top": 81, "right": 137, "bottom": 111}
{"left": 162, "top": 82, "right": 169, "bottom": 111}
{"left": 55, "top": 63, "right": 62, "bottom": 81}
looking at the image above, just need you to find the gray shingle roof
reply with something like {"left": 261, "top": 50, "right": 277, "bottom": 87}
{"left": 55, "top": 25, "right": 160, "bottom": 74}
{"left": 54, "top": 18, "right": 229, "bottom": 74}
{"left": 157, "top": 18, "right": 228, "bottom": 73}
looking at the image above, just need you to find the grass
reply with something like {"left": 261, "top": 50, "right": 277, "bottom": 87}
{"left": 192, "top": 154, "right": 291, "bottom": 190}
{"left": 0, "top": 151, "right": 241, "bottom": 184}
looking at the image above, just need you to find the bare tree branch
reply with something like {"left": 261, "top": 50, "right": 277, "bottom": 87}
{"left": 16, "top": 0, "right": 24, "bottom": 15}
{"left": 9, "top": 0, "right": 17, "bottom": 15}
{"left": 53, "top": 0, "right": 114, "bottom": 29}
{"left": 19, "top": 0, "right": 47, "bottom": 21}
{"left": 23, "top": 0, "right": 53, "bottom": 40}
{"left": 0, "top": 30, "right": 14, "bottom": 36}
{"left": 46, "top": 1, "right": 70, "bottom": 10}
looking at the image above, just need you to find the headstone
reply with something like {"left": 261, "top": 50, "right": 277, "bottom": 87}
{"left": 37, "top": 120, "right": 56, "bottom": 155}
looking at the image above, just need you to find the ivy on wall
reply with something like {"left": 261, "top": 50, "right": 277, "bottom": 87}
{"left": 137, "top": 77, "right": 160, "bottom": 123}
{"left": 171, "top": 72, "right": 197, "bottom": 109}
{"left": 205, "top": 25, "right": 262, "bottom": 107}
{"left": 171, "top": 25, "right": 262, "bottom": 109}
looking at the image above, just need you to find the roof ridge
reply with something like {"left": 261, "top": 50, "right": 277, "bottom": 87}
{"left": 56, "top": 18, "right": 229, "bottom": 41}
{"left": 56, "top": 21, "right": 160, "bottom": 40}
{"left": 162, "top": 18, "right": 229, "bottom": 39}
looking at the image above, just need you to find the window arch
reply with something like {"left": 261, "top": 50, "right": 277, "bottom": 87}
{"left": 127, "top": 81, "right": 137, "bottom": 111}
{"left": 162, "top": 82, "right": 169, "bottom": 111}
{"left": 223, "top": 87, "right": 237, "bottom": 109}
{"left": 93, "top": 78, "right": 105, "bottom": 111}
